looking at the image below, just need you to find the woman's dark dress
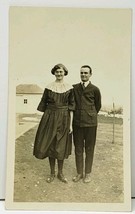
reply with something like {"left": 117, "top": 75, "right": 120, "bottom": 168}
{"left": 33, "top": 82, "right": 75, "bottom": 160}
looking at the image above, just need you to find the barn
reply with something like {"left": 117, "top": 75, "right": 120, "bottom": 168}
{"left": 16, "top": 84, "right": 43, "bottom": 114}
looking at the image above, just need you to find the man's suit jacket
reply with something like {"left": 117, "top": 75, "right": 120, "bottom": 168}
{"left": 73, "top": 82, "right": 101, "bottom": 127}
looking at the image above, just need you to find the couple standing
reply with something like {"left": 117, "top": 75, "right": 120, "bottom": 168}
{"left": 33, "top": 63, "right": 101, "bottom": 184}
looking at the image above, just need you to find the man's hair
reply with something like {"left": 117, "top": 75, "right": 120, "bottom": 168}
{"left": 81, "top": 65, "right": 92, "bottom": 74}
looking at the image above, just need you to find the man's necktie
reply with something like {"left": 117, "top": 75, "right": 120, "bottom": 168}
{"left": 82, "top": 82, "right": 85, "bottom": 90}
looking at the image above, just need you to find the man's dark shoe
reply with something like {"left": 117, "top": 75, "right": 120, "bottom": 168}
{"left": 72, "top": 174, "right": 83, "bottom": 182}
{"left": 83, "top": 173, "right": 91, "bottom": 183}
{"left": 57, "top": 173, "right": 68, "bottom": 183}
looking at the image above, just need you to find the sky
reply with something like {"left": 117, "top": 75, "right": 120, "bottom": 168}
{"left": 9, "top": 7, "right": 132, "bottom": 107}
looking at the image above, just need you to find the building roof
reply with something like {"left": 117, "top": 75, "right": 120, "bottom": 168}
{"left": 16, "top": 84, "right": 43, "bottom": 94}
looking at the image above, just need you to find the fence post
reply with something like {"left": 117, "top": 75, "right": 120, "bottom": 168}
{"left": 112, "top": 102, "right": 115, "bottom": 144}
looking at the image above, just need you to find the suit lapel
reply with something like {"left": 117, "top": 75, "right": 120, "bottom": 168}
{"left": 83, "top": 82, "right": 92, "bottom": 92}
{"left": 77, "top": 83, "right": 84, "bottom": 94}
{"left": 75, "top": 82, "right": 92, "bottom": 94}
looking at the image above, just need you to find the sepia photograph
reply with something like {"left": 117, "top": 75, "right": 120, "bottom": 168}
{"left": 6, "top": 7, "right": 131, "bottom": 211}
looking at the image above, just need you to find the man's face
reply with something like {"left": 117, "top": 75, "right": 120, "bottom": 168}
{"left": 80, "top": 67, "right": 91, "bottom": 82}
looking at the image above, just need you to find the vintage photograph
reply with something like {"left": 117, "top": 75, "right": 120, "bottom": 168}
{"left": 6, "top": 7, "right": 131, "bottom": 211}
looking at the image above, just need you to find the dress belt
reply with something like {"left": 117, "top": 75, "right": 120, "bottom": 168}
{"left": 46, "top": 104, "right": 68, "bottom": 110}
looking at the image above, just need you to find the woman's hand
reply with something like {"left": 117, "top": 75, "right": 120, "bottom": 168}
{"left": 69, "top": 124, "right": 73, "bottom": 133}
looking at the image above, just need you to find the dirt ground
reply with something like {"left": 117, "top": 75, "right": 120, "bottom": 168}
{"left": 14, "top": 114, "right": 124, "bottom": 203}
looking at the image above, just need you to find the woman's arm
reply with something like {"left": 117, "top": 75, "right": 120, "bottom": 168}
{"left": 37, "top": 89, "right": 48, "bottom": 112}
{"left": 68, "top": 88, "right": 75, "bottom": 133}
{"left": 69, "top": 111, "right": 73, "bottom": 133}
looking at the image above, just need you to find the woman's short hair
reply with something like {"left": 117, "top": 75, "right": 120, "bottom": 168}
{"left": 51, "top": 63, "right": 68, "bottom": 75}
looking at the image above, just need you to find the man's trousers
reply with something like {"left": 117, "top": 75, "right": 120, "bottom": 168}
{"left": 73, "top": 125, "right": 97, "bottom": 175}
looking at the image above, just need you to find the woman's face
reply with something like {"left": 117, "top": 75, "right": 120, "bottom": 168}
{"left": 54, "top": 67, "right": 65, "bottom": 81}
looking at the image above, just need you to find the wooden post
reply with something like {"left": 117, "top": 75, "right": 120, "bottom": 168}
{"left": 112, "top": 102, "right": 115, "bottom": 144}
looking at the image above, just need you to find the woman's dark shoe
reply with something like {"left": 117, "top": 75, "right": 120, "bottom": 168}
{"left": 46, "top": 174, "right": 55, "bottom": 183}
{"left": 72, "top": 174, "right": 83, "bottom": 182}
{"left": 57, "top": 173, "right": 68, "bottom": 183}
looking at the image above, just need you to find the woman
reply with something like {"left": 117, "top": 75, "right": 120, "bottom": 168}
{"left": 33, "top": 64, "right": 75, "bottom": 183}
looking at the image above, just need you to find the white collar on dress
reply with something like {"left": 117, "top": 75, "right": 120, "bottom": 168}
{"left": 46, "top": 81, "right": 73, "bottom": 93}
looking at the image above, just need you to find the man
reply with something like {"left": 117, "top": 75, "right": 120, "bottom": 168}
{"left": 72, "top": 65, "right": 101, "bottom": 183}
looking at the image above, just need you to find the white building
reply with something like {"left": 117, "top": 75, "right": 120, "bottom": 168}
{"left": 16, "top": 84, "right": 43, "bottom": 114}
